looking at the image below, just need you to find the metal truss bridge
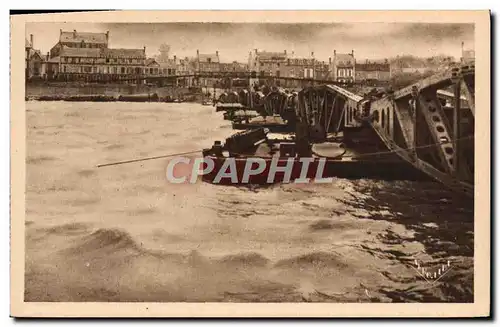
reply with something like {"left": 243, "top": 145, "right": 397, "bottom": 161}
{"left": 217, "top": 65, "right": 475, "bottom": 197}
{"left": 293, "top": 64, "right": 475, "bottom": 197}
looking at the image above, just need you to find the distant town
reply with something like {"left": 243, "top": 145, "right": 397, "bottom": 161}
{"left": 25, "top": 29, "right": 476, "bottom": 88}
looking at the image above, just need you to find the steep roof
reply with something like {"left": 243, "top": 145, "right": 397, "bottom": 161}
{"left": 29, "top": 49, "right": 43, "bottom": 60}
{"left": 355, "top": 62, "right": 390, "bottom": 72}
{"left": 146, "top": 58, "right": 159, "bottom": 66}
{"left": 256, "top": 51, "right": 287, "bottom": 61}
{"left": 334, "top": 53, "right": 354, "bottom": 67}
{"left": 59, "top": 47, "right": 147, "bottom": 60}
{"left": 102, "top": 48, "right": 146, "bottom": 59}
{"left": 47, "top": 56, "right": 61, "bottom": 63}
{"left": 60, "top": 46, "right": 101, "bottom": 58}
{"left": 60, "top": 31, "right": 107, "bottom": 44}
{"left": 286, "top": 58, "right": 319, "bottom": 66}
{"left": 198, "top": 53, "right": 219, "bottom": 63}
{"left": 315, "top": 64, "right": 329, "bottom": 71}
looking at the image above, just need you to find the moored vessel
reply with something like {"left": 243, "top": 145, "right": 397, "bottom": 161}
{"left": 201, "top": 127, "right": 427, "bottom": 185}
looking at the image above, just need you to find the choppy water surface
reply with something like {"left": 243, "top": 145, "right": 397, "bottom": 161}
{"left": 25, "top": 101, "right": 474, "bottom": 302}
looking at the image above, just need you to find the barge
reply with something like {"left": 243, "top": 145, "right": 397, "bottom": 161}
{"left": 201, "top": 126, "right": 428, "bottom": 185}
{"left": 231, "top": 115, "right": 295, "bottom": 133}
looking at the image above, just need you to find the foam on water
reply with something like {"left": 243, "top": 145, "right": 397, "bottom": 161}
{"left": 25, "top": 101, "right": 474, "bottom": 302}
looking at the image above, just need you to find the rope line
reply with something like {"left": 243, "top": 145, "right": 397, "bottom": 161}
{"left": 96, "top": 149, "right": 202, "bottom": 168}
{"left": 96, "top": 135, "right": 474, "bottom": 168}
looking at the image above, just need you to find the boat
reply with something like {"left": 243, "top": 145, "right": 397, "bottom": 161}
{"left": 223, "top": 110, "right": 259, "bottom": 121}
{"left": 201, "top": 126, "right": 428, "bottom": 185}
{"left": 118, "top": 93, "right": 159, "bottom": 102}
{"left": 215, "top": 102, "right": 247, "bottom": 112}
{"left": 231, "top": 115, "right": 295, "bottom": 133}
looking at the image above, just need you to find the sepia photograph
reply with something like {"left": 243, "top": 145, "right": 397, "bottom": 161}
{"left": 10, "top": 10, "right": 490, "bottom": 317}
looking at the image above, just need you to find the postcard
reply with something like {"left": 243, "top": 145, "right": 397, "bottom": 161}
{"left": 11, "top": 10, "right": 490, "bottom": 318}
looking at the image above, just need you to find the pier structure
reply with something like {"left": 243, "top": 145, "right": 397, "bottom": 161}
{"left": 296, "top": 64, "right": 475, "bottom": 197}
{"left": 104, "top": 65, "right": 475, "bottom": 197}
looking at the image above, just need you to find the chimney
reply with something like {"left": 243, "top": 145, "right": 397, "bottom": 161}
{"left": 46, "top": 52, "right": 50, "bottom": 60}
{"left": 143, "top": 46, "right": 146, "bottom": 54}
{"left": 197, "top": 49, "right": 199, "bottom": 56}
{"left": 334, "top": 50, "right": 336, "bottom": 56}
{"left": 254, "top": 49, "right": 258, "bottom": 54}
{"left": 73, "top": 30, "right": 77, "bottom": 38}
{"left": 329, "top": 57, "right": 332, "bottom": 64}
{"left": 351, "top": 49, "right": 354, "bottom": 57}
{"left": 60, "top": 29, "right": 62, "bottom": 35}
{"left": 30, "top": 34, "right": 33, "bottom": 48}
{"left": 216, "top": 50, "right": 219, "bottom": 57}
{"left": 106, "top": 31, "right": 109, "bottom": 42}
{"left": 284, "top": 50, "right": 287, "bottom": 55}
{"left": 311, "top": 51, "right": 314, "bottom": 57}
{"left": 174, "top": 55, "right": 177, "bottom": 61}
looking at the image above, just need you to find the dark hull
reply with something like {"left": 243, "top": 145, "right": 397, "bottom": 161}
{"left": 231, "top": 123, "right": 295, "bottom": 133}
{"left": 201, "top": 155, "right": 429, "bottom": 185}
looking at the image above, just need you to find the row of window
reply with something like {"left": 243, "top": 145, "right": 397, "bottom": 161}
{"left": 197, "top": 64, "right": 219, "bottom": 69}
{"left": 337, "top": 68, "right": 353, "bottom": 77}
{"left": 258, "top": 62, "right": 282, "bottom": 68}
{"left": 337, "top": 60, "right": 352, "bottom": 66}
{"left": 61, "top": 65, "right": 175, "bottom": 75}
{"left": 63, "top": 42, "right": 106, "bottom": 49}
{"left": 61, "top": 57, "right": 145, "bottom": 65}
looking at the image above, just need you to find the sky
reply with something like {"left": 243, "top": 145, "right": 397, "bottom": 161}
{"left": 26, "top": 22, "right": 475, "bottom": 63}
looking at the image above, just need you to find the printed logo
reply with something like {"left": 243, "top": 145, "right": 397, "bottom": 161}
{"left": 164, "top": 156, "right": 334, "bottom": 184}
{"left": 410, "top": 252, "right": 453, "bottom": 285}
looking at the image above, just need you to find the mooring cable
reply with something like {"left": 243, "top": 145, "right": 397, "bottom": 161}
{"left": 96, "top": 135, "right": 474, "bottom": 168}
{"left": 96, "top": 149, "right": 202, "bottom": 168}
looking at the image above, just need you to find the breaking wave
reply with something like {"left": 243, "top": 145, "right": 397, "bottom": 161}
{"left": 25, "top": 101, "right": 474, "bottom": 303}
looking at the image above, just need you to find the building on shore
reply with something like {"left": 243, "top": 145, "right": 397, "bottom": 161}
{"left": 25, "top": 34, "right": 44, "bottom": 80}
{"left": 330, "top": 50, "right": 356, "bottom": 83}
{"left": 153, "top": 44, "right": 178, "bottom": 85}
{"left": 248, "top": 49, "right": 288, "bottom": 86}
{"left": 280, "top": 52, "right": 329, "bottom": 87}
{"left": 218, "top": 61, "right": 249, "bottom": 88}
{"left": 390, "top": 55, "right": 437, "bottom": 75}
{"left": 145, "top": 58, "right": 161, "bottom": 76}
{"left": 176, "top": 57, "right": 196, "bottom": 87}
{"left": 461, "top": 42, "right": 475, "bottom": 65}
{"left": 282, "top": 53, "right": 315, "bottom": 81}
{"left": 314, "top": 61, "right": 331, "bottom": 81}
{"left": 145, "top": 58, "right": 177, "bottom": 86}
{"left": 42, "top": 30, "right": 147, "bottom": 83}
{"left": 247, "top": 50, "right": 335, "bottom": 88}
{"left": 195, "top": 50, "right": 220, "bottom": 87}
{"left": 355, "top": 60, "right": 391, "bottom": 82}
{"left": 219, "top": 61, "right": 248, "bottom": 73}
{"left": 55, "top": 47, "right": 147, "bottom": 82}
{"left": 50, "top": 29, "right": 109, "bottom": 59}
